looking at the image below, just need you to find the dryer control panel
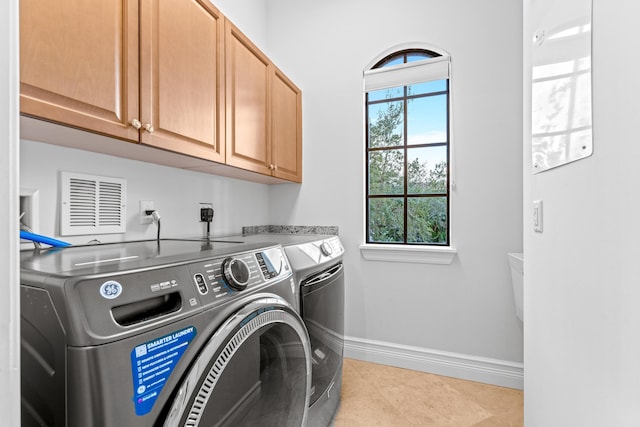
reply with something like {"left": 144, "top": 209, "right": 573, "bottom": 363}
{"left": 187, "top": 246, "right": 291, "bottom": 307}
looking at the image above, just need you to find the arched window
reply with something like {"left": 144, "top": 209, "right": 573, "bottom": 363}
{"left": 364, "top": 47, "right": 451, "bottom": 245}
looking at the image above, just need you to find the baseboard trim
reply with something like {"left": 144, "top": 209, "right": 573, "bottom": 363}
{"left": 344, "top": 335, "right": 524, "bottom": 390}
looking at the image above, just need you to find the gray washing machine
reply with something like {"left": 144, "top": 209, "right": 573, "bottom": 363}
{"left": 20, "top": 239, "right": 312, "bottom": 427}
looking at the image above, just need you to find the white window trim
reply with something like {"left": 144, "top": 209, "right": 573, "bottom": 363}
{"left": 359, "top": 243, "right": 457, "bottom": 265}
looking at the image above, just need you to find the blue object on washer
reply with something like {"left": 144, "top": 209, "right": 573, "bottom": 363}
{"left": 20, "top": 230, "right": 71, "bottom": 247}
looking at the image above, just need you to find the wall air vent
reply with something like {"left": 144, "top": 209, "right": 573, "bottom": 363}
{"left": 60, "top": 171, "right": 127, "bottom": 236}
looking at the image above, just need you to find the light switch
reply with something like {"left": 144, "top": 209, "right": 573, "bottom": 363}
{"left": 533, "top": 200, "right": 543, "bottom": 233}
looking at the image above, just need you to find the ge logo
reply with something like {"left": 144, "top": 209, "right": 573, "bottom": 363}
{"left": 100, "top": 280, "right": 123, "bottom": 299}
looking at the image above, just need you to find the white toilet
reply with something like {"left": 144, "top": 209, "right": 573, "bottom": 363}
{"left": 508, "top": 253, "right": 524, "bottom": 323}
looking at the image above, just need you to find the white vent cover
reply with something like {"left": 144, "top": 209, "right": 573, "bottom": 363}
{"left": 60, "top": 171, "right": 127, "bottom": 236}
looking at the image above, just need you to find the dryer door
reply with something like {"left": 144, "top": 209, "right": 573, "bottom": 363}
{"left": 164, "top": 296, "right": 311, "bottom": 427}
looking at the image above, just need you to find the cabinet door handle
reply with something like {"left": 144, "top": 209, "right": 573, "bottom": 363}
{"left": 131, "top": 118, "right": 142, "bottom": 129}
{"left": 144, "top": 123, "right": 154, "bottom": 133}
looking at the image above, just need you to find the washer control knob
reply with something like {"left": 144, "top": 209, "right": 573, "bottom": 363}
{"left": 320, "top": 242, "right": 333, "bottom": 257}
{"left": 221, "top": 257, "right": 251, "bottom": 291}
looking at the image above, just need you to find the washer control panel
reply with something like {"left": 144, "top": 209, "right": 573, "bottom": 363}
{"left": 256, "top": 246, "right": 288, "bottom": 280}
{"left": 187, "top": 246, "right": 290, "bottom": 306}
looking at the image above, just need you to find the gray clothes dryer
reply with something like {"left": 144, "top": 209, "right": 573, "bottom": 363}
{"left": 281, "top": 235, "right": 345, "bottom": 427}
{"left": 217, "top": 233, "right": 345, "bottom": 427}
{"left": 20, "top": 239, "right": 312, "bottom": 427}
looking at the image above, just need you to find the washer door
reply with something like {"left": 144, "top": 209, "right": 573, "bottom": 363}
{"left": 164, "top": 296, "right": 311, "bottom": 427}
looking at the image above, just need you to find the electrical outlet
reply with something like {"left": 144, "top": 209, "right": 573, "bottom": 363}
{"left": 200, "top": 207, "right": 214, "bottom": 222}
{"left": 140, "top": 200, "right": 154, "bottom": 224}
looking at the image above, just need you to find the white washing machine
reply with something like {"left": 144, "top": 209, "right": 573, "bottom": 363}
{"left": 20, "top": 239, "right": 312, "bottom": 426}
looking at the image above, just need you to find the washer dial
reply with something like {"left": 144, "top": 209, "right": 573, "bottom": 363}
{"left": 222, "top": 257, "right": 250, "bottom": 291}
{"left": 320, "top": 242, "right": 333, "bottom": 257}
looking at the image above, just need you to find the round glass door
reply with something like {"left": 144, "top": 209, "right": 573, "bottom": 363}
{"left": 164, "top": 298, "right": 311, "bottom": 427}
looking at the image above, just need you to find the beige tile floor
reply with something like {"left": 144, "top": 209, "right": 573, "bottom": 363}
{"left": 332, "top": 358, "right": 523, "bottom": 427}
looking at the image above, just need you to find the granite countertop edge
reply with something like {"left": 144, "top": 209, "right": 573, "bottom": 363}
{"left": 242, "top": 225, "right": 339, "bottom": 236}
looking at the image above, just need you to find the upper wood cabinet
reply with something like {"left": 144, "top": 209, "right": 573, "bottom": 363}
{"left": 224, "top": 21, "right": 272, "bottom": 176}
{"left": 225, "top": 21, "right": 302, "bottom": 183}
{"left": 139, "top": 0, "right": 225, "bottom": 162}
{"left": 20, "top": 0, "right": 225, "bottom": 163}
{"left": 271, "top": 68, "right": 302, "bottom": 183}
{"left": 20, "top": 0, "right": 301, "bottom": 182}
{"left": 20, "top": 0, "right": 140, "bottom": 142}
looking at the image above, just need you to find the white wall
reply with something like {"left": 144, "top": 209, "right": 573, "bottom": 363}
{"left": 0, "top": 0, "right": 20, "bottom": 424}
{"left": 524, "top": 0, "right": 640, "bottom": 424}
{"left": 266, "top": 0, "right": 525, "bottom": 368}
{"left": 20, "top": 140, "right": 272, "bottom": 244}
{"left": 211, "top": 0, "right": 268, "bottom": 53}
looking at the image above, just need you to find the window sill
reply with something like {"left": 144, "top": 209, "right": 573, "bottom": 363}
{"left": 359, "top": 243, "right": 457, "bottom": 265}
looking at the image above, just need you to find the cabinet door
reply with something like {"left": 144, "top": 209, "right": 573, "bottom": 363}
{"left": 20, "top": 0, "right": 139, "bottom": 142}
{"left": 272, "top": 69, "right": 302, "bottom": 183}
{"left": 139, "top": 0, "right": 225, "bottom": 162}
{"left": 224, "top": 21, "right": 272, "bottom": 176}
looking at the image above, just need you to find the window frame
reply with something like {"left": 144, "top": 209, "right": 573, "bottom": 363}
{"left": 364, "top": 48, "right": 452, "bottom": 248}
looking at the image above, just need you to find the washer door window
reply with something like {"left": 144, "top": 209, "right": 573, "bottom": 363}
{"left": 164, "top": 298, "right": 311, "bottom": 427}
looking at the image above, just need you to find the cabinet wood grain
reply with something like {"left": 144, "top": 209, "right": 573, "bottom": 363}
{"left": 140, "top": 0, "right": 225, "bottom": 162}
{"left": 272, "top": 68, "right": 302, "bottom": 182}
{"left": 225, "top": 21, "right": 303, "bottom": 182}
{"left": 21, "top": 0, "right": 302, "bottom": 183}
{"left": 20, "top": 0, "right": 139, "bottom": 142}
{"left": 224, "top": 20, "right": 272, "bottom": 176}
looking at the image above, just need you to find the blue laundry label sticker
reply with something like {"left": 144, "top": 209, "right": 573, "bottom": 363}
{"left": 130, "top": 326, "right": 197, "bottom": 416}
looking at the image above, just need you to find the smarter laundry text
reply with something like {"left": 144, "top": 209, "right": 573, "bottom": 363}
{"left": 130, "top": 326, "right": 197, "bottom": 416}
